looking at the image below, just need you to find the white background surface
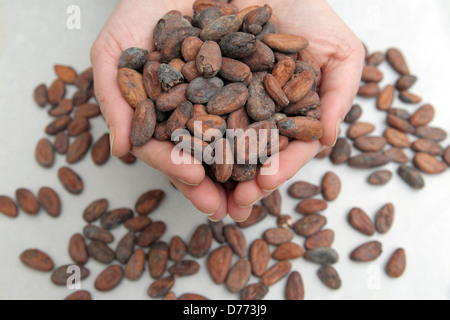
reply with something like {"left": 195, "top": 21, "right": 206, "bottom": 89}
{"left": 0, "top": 0, "right": 449, "bottom": 300}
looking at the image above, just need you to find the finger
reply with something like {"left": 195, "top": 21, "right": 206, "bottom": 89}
{"left": 169, "top": 175, "right": 222, "bottom": 216}
{"left": 227, "top": 190, "right": 254, "bottom": 222}
{"left": 318, "top": 43, "right": 365, "bottom": 146}
{"left": 206, "top": 183, "right": 229, "bottom": 222}
{"left": 256, "top": 140, "right": 323, "bottom": 192}
{"left": 132, "top": 140, "right": 205, "bottom": 186}
{"left": 233, "top": 178, "right": 265, "bottom": 209}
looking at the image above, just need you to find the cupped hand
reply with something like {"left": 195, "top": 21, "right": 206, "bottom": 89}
{"left": 229, "top": 0, "right": 365, "bottom": 211}
{"left": 90, "top": 0, "right": 252, "bottom": 221}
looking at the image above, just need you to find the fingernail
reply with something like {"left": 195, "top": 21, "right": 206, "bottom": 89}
{"left": 175, "top": 177, "right": 200, "bottom": 187}
{"left": 238, "top": 195, "right": 263, "bottom": 209}
{"left": 208, "top": 216, "right": 221, "bottom": 222}
{"left": 262, "top": 182, "right": 285, "bottom": 193}
{"left": 109, "top": 126, "right": 115, "bottom": 156}
{"left": 332, "top": 118, "right": 342, "bottom": 147}
{"left": 234, "top": 216, "right": 249, "bottom": 223}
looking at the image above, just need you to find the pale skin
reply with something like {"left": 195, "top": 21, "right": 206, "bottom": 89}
{"left": 90, "top": 0, "right": 365, "bottom": 222}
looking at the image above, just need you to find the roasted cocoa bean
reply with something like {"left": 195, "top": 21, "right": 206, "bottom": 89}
{"left": 350, "top": 241, "right": 383, "bottom": 262}
{"left": 95, "top": 265, "right": 124, "bottom": 292}
{"left": 83, "top": 198, "right": 108, "bottom": 223}
{"left": 368, "top": 170, "right": 393, "bottom": 185}
{"left": 100, "top": 208, "right": 133, "bottom": 230}
{"left": 68, "top": 233, "right": 89, "bottom": 265}
{"left": 0, "top": 196, "right": 18, "bottom": 218}
{"left": 148, "top": 241, "right": 169, "bottom": 279}
{"left": 293, "top": 214, "right": 327, "bottom": 237}
{"left": 188, "top": 224, "right": 213, "bottom": 258}
{"left": 226, "top": 259, "right": 251, "bottom": 293}
{"left": 207, "top": 246, "right": 233, "bottom": 284}
{"left": 385, "top": 248, "right": 406, "bottom": 278}
{"left": 260, "top": 261, "right": 291, "bottom": 286}
{"left": 304, "top": 229, "right": 334, "bottom": 250}
{"left": 35, "top": 138, "right": 55, "bottom": 168}
{"left": 348, "top": 207, "right": 375, "bottom": 236}
{"left": 20, "top": 249, "right": 54, "bottom": 272}
{"left": 91, "top": 133, "right": 111, "bottom": 166}
{"left": 16, "top": 188, "right": 40, "bottom": 215}
{"left": 286, "top": 271, "right": 305, "bottom": 300}
{"left": 38, "top": 187, "right": 61, "bottom": 217}
{"left": 304, "top": 247, "right": 339, "bottom": 265}
{"left": 131, "top": 99, "right": 157, "bottom": 147}
{"left": 66, "top": 132, "right": 92, "bottom": 164}
{"left": 250, "top": 239, "right": 270, "bottom": 277}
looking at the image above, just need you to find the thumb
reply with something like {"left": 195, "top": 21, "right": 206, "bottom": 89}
{"left": 318, "top": 43, "right": 365, "bottom": 147}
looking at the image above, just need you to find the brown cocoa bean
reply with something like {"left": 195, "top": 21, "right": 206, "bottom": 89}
{"left": 283, "top": 91, "right": 321, "bottom": 115}
{"left": 66, "top": 132, "right": 92, "bottom": 164}
{"left": 344, "top": 104, "right": 362, "bottom": 123}
{"left": 377, "top": 85, "right": 394, "bottom": 110}
{"left": 219, "top": 32, "right": 257, "bottom": 59}
{"left": 169, "top": 236, "right": 187, "bottom": 262}
{"left": 75, "top": 67, "right": 93, "bottom": 90}
{"left": 68, "top": 233, "right": 89, "bottom": 265}
{"left": 188, "top": 224, "right": 213, "bottom": 258}
{"left": 295, "top": 199, "right": 328, "bottom": 215}
{"left": 0, "top": 196, "right": 18, "bottom": 218}
{"left": 125, "top": 248, "right": 146, "bottom": 281}
{"left": 193, "top": 0, "right": 237, "bottom": 16}
{"left": 385, "top": 248, "right": 406, "bottom": 278}
{"left": 100, "top": 208, "right": 133, "bottom": 230}
{"left": 228, "top": 107, "right": 251, "bottom": 130}
{"left": 35, "top": 138, "right": 55, "bottom": 168}
{"left": 219, "top": 57, "right": 253, "bottom": 84}
{"left": 243, "top": 4, "right": 272, "bottom": 35}
{"left": 130, "top": 99, "right": 157, "bottom": 147}
{"left": 54, "top": 132, "right": 69, "bottom": 155}
{"left": 212, "top": 138, "right": 234, "bottom": 183}
{"left": 347, "top": 122, "right": 375, "bottom": 140}
{"left": 200, "top": 15, "right": 242, "bottom": 42}
{"left": 224, "top": 224, "right": 247, "bottom": 258}
{"left": 386, "top": 48, "right": 410, "bottom": 75}
{"left": 74, "top": 103, "right": 101, "bottom": 119}
{"left": 91, "top": 133, "right": 110, "bottom": 166}
{"left": 115, "top": 232, "right": 135, "bottom": 265}
{"left": 237, "top": 205, "right": 268, "bottom": 228}
{"left": 117, "top": 68, "right": 148, "bottom": 108}
{"left": 48, "top": 79, "right": 66, "bottom": 106}
{"left": 367, "top": 51, "right": 385, "bottom": 66}
{"left": 124, "top": 216, "right": 152, "bottom": 232}
{"left": 395, "top": 74, "right": 417, "bottom": 91}
{"left": 283, "top": 70, "right": 315, "bottom": 103}
{"left": 298, "top": 49, "right": 321, "bottom": 77}
{"left": 387, "top": 114, "right": 415, "bottom": 134}
{"left": 304, "top": 247, "right": 339, "bottom": 265}
{"left": 196, "top": 41, "right": 222, "bottom": 77}
{"left": 286, "top": 271, "right": 305, "bottom": 300}
{"left": 348, "top": 207, "right": 375, "bottom": 236}
{"left": 209, "top": 220, "right": 226, "bottom": 244}
{"left": 153, "top": 11, "right": 192, "bottom": 51}
{"left": 263, "top": 74, "right": 290, "bottom": 108}
{"left": 443, "top": 146, "right": 450, "bottom": 166}
{"left": 241, "top": 40, "right": 275, "bottom": 72}
{"left": 83, "top": 198, "right": 108, "bottom": 223}
{"left": 206, "top": 83, "right": 249, "bottom": 115}
{"left": 318, "top": 266, "right": 341, "bottom": 290}
{"left": 143, "top": 61, "right": 163, "bottom": 101}
{"left": 262, "top": 34, "right": 308, "bottom": 54}
{"left": 398, "top": 165, "right": 425, "bottom": 189}
{"left": 20, "top": 249, "right": 54, "bottom": 272}
{"left": 361, "top": 65, "right": 383, "bottom": 83}
{"left": 272, "top": 242, "right": 304, "bottom": 261}
{"left": 226, "top": 259, "right": 251, "bottom": 293}
{"left": 95, "top": 265, "right": 124, "bottom": 292}
{"left": 411, "top": 138, "right": 444, "bottom": 156}
{"left": 45, "top": 115, "right": 72, "bottom": 135}
{"left": 38, "top": 187, "right": 61, "bottom": 218}
{"left": 148, "top": 241, "right": 169, "bottom": 279}
{"left": 250, "top": 239, "right": 270, "bottom": 277}
{"left": 321, "top": 172, "right": 341, "bottom": 201}
{"left": 375, "top": 203, "right": 395, "bottom": 234}
{"left": 383, "top": 147, "right": 409, "bottom": 163}
{"left": 399, "top": 90, "right": 422, "bottom": 104}
{"left": 135, "top": 189, "right": 166, "bottom": 216}
{"left": 34, "top": 84, "right": 48, "bottom": 107}
{"left": 16, "top": 188, "right": 39, "bottom": 215}
{"left": 413, "top": 152, "right": 447, "bottom": 174}
{"left": 350, "top": 241, "right": 383, "bottom": 262}
{"left": 330, "top": 138, "right": 351, "bottom": 164}
{"left": 357, "top": 82, "right": 380, "bottom": 97}
{"left": 207, "top": 245, "right": 233, "bottom": 284}
{"left": 277, "top": 116, "right": 324, "bottom": 141}
{"left": 118, "top": 47, "right": 148, "bottom": 70}
{"left": 409, "top": 104, "right": 435, "bottom": 127}
{"left": 240, "top": 283, "right": 269, "bottom": 300}
{"left": 272, "top": 57, "right": 296, "bottom": 88}
{"left": 188, "top": 77, "right": 224, "bottom": 106}
{"left": 148, "top": 276, "right": 175, "bottom": 298}
{"left": 178, "top": 293, "right": 209, "bottom": 300}
{"left": 51, "top": 265, "right": 89, "bottom": 286}
{"left": 88, "top": 240, "right": 115, "bottom": 264}
{"left": 384, "top": 128, "right": 411, "bottom": 148}
{"left": 246, "top": 80, "right": 276, "bottom": 121}
{"left": 260, "top": 260, "right": 291, "bottom": 286}
{"left": 348, "top": 152, "right": 391, "bottom": 169}
{"left": 304, "top": 229, "right": 334, "bottom": 250}
{"left": 354, "top": 136, "right": 387, "bottom": 152}
{"left": 49, "top": 99, "right": 73, "bottom": 117}
{"left": 288, "top": 182, "right": 322, "bottom": 200}
{"left": 261, "top": 189, "right": 281, "bottom": 216}
{"left": 158, "top": 63, "right": 185, "bottom": 92}
{"left": 182, "top": 36, "right": 204, "bottom": 62}
{"left": 414, "top": 126, "right": 447, "bottom": 142}
{"left": 293, "top": 214, "right": 327, "bottom": 237}
{"left": 368, "top": 170, "right": 393, "bottom": 185}
{"left": 160, "top": 27, "right": 201, "bottom": 63}
{"left": 263, "top": 228, "right": 294, "bottom": 245}
{"left": 83, "top": 225, "right": 114, "bottom": 243}
{"left": 64, "top": 291, "right": 92, "bottom": 301}
{"left": 234, "top": 120, "right": 270, "bottom": 164}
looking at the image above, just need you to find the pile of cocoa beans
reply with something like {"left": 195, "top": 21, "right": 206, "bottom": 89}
{"left": 117, "top": 2, "right": 323, "bottom": 187}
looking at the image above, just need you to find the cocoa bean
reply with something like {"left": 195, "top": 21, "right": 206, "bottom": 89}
{"left": 224, "top": 224, "right": 247, "bottom": 258}
{"left": 207, "top": 246, "right": 233, "bottom": 284}
{"left": 286, "top": 271, "right": 305, "bottom": 300}
{"left": 321, "top": 172, "right": 341, "bottom": 201}
{"left": 188, "top": 224, "right": 213, "bottom": 258}
{"left": 226, "top": 259, "right": 251, "bottom": 293}
{"left": 135, "top": 189, "right": 165, "bottom": 216}
{"left": 125, "top": 248, "right": 146, "bottom": 281}
{"left": 20, "top": 249, "right": 54, "bottom": 272}
{"left": 117, "top": 68, "right": 148, "bottom": 108}
{"left": 350, "top": 241, "right": 383, "bottom": 262}
{"left": 348, "top": 207, "right": 375, "bottom": 236}
{"left": 260, "top": 260, "right": 291, "bottom": 286}
{"left": 368, "top": 170, "right": 393, "bottom": 185}
{"left": 250, "top": 239, "right": 270, "bottom": 277}
{"left": 413, "top": 152, "right": 447, "bottom": 174}
{"left": 119, "top": 47, "right": 148, "bottom": 70}
{"left": 304, "top": 229, "right": 334, "bottom": 250}
{"left": 318, "top": 266, "right": 341, "bottom": 290}
{"left": 16, "top": 188, "right": 40, "bottom": 215}
{"left": 38, "top": 187, "right": 61, "bottom": 217}
{"left": 95, "top": 265, "right": 124, "bottom": 292}
{"left": 68, "top": 233, "right": 89, "bottom": 265}
{"left": 0, "top": 196, "right": 18, "bottom": 218}
{"left": 385, "top": 248, "right": 406, "bottom": 278}
{"left": 130, "top": 99, "right": 157, "bottom": 147}
{"left": 35, "top": 138, "right": 55, "bottom": 168}
{"left": 83, "top": 198, "right": 108, "bottom": 223}
{"left": 100, "top": 208, "right": 133, "bottom": 230}
{"left": 148, "top": 241, "right": 169, "bottom": 279}
{"left": 293, "top": 214, "right": 327, "bottom": 237}
{"left": 304, "top": 247, "right": 339, "bottom": 265}
{"left": 398, "top": 165, "right": 425, "bottom": 189}
{"left": 91, "top": 133, "right": 111, "bottom": 166}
